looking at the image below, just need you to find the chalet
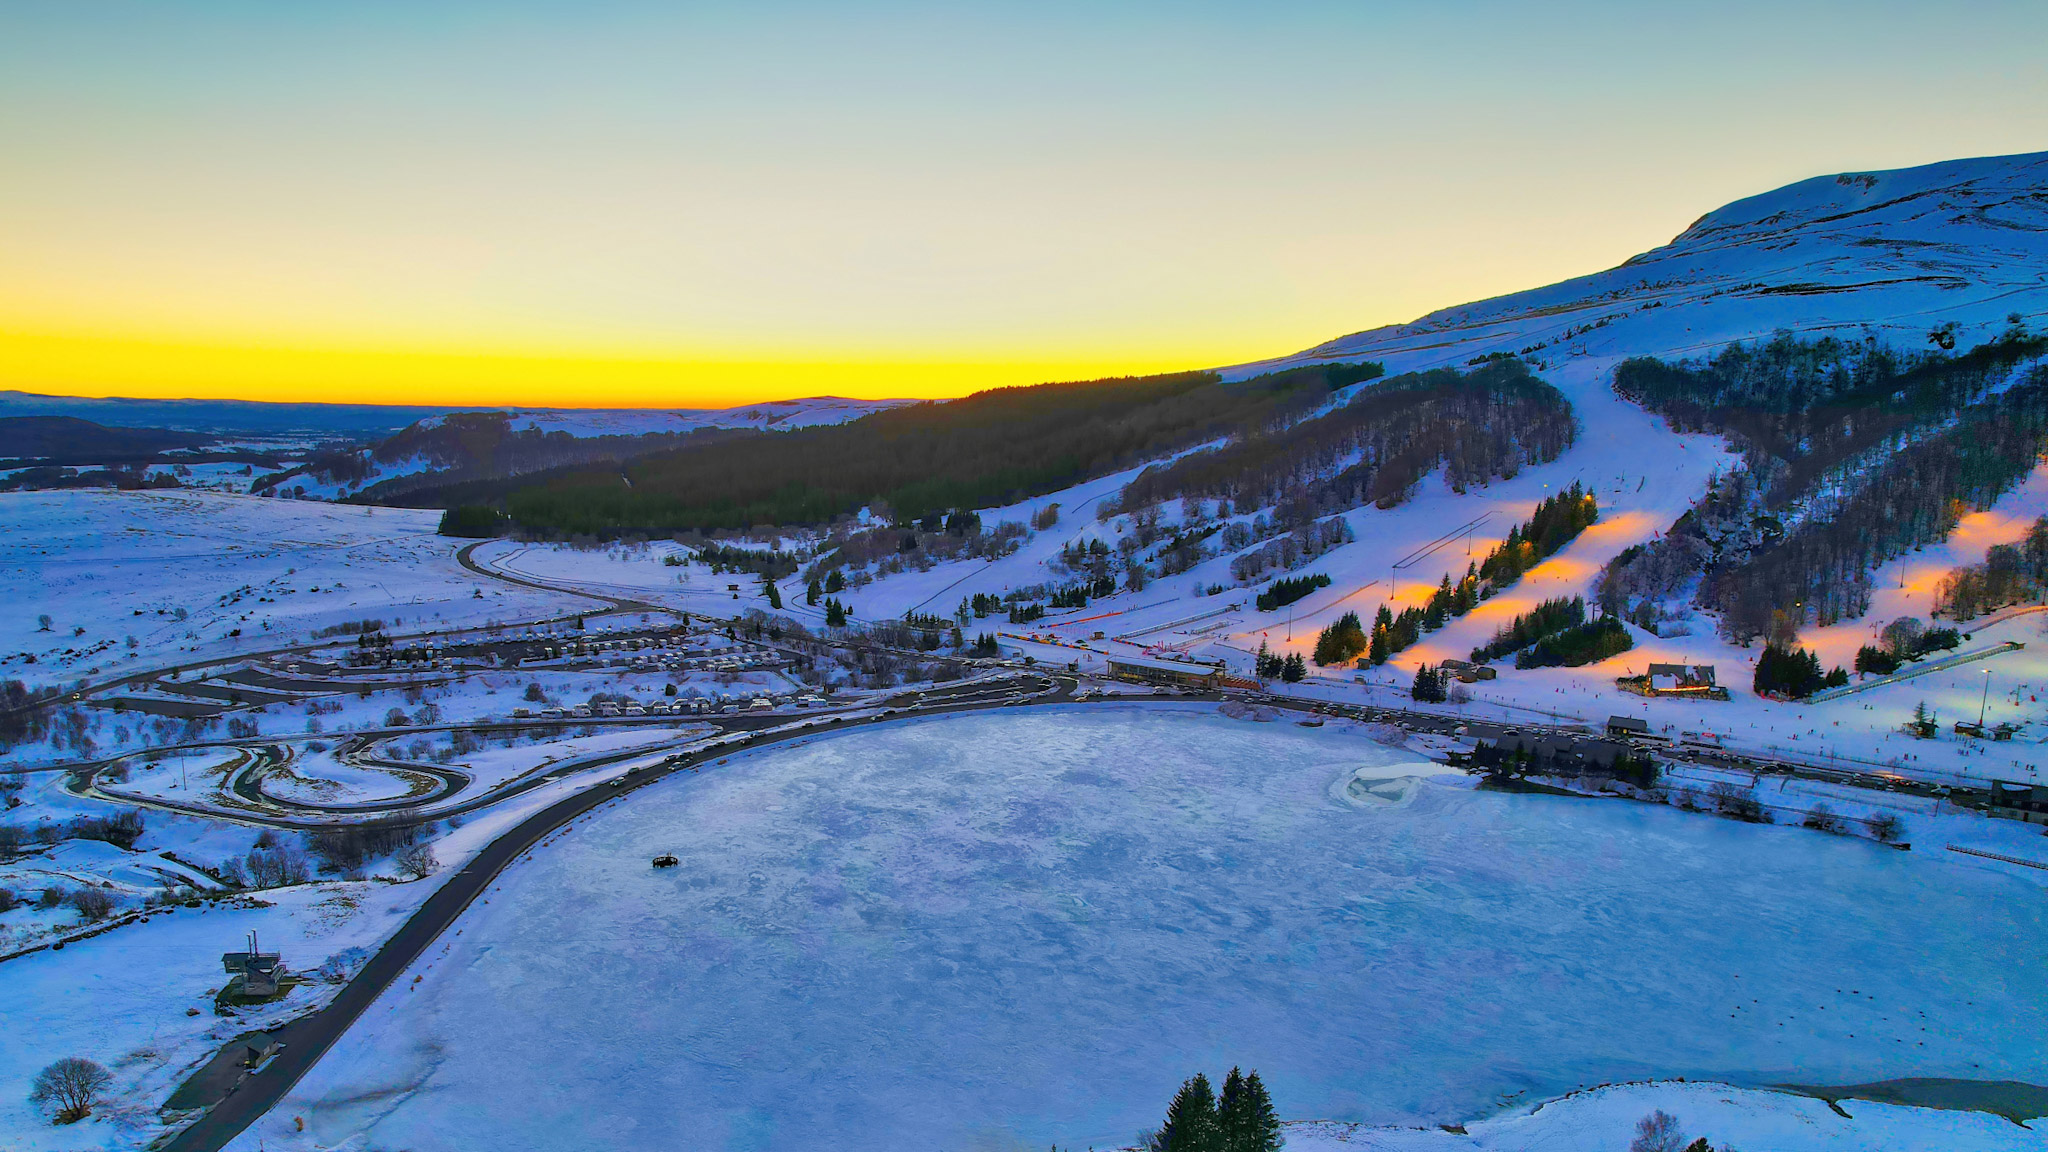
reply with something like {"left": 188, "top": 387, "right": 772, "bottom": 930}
{"left": 1989, "top": 781, "right": 2048, "bottom": 825}
{"left": 1474, "top": 731, "right": 1633, "bottom": 773}
{"left": 1606, "top": 715, "right": 1651, "bottom": 738}
{"left": 1616, "top": 662, "right": 1729, "bottom": 700}
{"left": 1438, "top": 658, "right": 1497, "bottom": 682}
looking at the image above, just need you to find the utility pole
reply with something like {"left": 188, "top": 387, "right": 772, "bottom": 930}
{"left": 1979, "top": 669, "right": 1992, "bottom": 728}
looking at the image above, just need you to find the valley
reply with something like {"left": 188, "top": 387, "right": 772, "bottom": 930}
{"left": 3, "top": 150, "right": 2046, "bottom": 1152}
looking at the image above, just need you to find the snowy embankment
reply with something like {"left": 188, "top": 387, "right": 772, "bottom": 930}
{"left": 1284, "top": 1080, "right": 2046, "bottom": 1152}
{"left": 224, "top": 708, "right": 2046, "bottom": 1152}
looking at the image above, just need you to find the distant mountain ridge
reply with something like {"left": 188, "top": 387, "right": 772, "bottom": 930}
{"left": 0, "top": 415, "right": 212, "bottom": 463}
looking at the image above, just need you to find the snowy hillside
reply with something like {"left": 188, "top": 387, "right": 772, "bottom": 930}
{"left": 474, "top": 150, "right": 2048, "bottom": 786}
{"left": 1267, "top": 150, "right": 2048, "bottom": 379}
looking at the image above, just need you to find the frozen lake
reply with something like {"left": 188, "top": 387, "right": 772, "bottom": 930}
{"left": 246, "top": 706, "right": 2048, "bottom": 1151}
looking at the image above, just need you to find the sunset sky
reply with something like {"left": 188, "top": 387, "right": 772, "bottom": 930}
{"left": 3, "top": 1, "right": 2044, "bottom": 408}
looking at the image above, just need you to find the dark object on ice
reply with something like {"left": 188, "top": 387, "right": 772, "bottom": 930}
{"left": 652, "top": 854, "right": 679, "bottom": 868}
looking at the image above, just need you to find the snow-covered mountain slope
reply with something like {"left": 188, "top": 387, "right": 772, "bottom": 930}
{"left": 1256, "top": 149, "right": 2048, "bottom": 380}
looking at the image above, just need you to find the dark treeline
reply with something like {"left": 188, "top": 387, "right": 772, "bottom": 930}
{"left": 1119, "top": 359, "right": 1575, "bottom": 517}
{"left": 353, "top": 413, "right": 758, "bottom": 505}
{"left": 490, "top": 362, "right": 1383, "bottom": 535}
{"left": 1256, "top": 572, "right": 1330, "bottom": 612}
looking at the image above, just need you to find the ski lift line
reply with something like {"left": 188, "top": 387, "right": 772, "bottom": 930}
{"left": 1114, "top": 601, "right": 1245, "bottom": 641}
{"left": 1223, "top": 580, "right": 1379, "bottom": 641}
{"left": 1390, "top": 510, "right": 1498, "bottom": 571}
{"left": 1056, "top": 596, "right": 1181, "bottom": 628}
{"left": 1804, "top": 641, "right": 2025, "bottom": 703}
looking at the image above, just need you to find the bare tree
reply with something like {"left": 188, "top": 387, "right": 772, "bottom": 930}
{"left": 1867, "top": 813, "right": 1905, "bottom": 844}
{"left": 68, "top": 887, "right": 114, "bottom": 921}
{"left": 1801, "top": 803, "right": 1844, "bottom": 833}
{"left": 1630, "top": 1109, "right": 1686, "bottom": 1152}
{"left": 396, "top": 842, "right": 439, "bottom": 880}
{"left": 29, "top": 1056, "right": 112, "bottom": 1122}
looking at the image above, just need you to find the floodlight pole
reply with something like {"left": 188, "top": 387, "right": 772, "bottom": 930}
{"left": 1980, "top": 669, "right": 1991, "bottom": 728}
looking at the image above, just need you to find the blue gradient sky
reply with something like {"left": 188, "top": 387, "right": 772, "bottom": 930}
{"left": 1, "top": 1, "right": 2042, "bottom": 405}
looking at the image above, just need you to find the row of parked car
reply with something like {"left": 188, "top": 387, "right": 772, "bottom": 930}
{"left": 511, "top": 692, "right": 829, "bottom": 721}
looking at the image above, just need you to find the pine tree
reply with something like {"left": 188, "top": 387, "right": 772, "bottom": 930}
{"left": 1281, "top": 653, "right": 1306, "bottom": 683}
{"left": 807, "top": 578, "right": 822, "bottom": 606}
{"left": 1153, "top": 1073, "right": 1219, "bottom": 1152}
{"left": 1239, "top": 1071, "right": 1281, "bottom": 1152}
{"left": 764, "top": 579, "right": 782, "bottom": 610}
{"left": 824, "top": 598, "right": 848, "bottom": 628}
{"left": 825, "top": 569, "right": 846, "bottom": 594}
{"left": 1217, "top": 1068, "right": 1247, "bottom": 1147}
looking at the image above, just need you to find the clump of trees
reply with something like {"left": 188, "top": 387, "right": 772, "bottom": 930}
{"left": 1312, "top": 612, "right": 1367, "bottom": 666}
{"left": 1514, "top": 616, "right": 1633, "bottom": 669}
{"left": 1256, "top": 573, "right": 1329, "bottom": 612}
{"left": 311, "top": 821, "right": 432, "bottom": 876}
{"left": 1142, "top": 1067, "right": 1281, "bottom": 1152}
{"left": 1936, "top": 516, "right": 2048, "bottom": 620}
{"left": 1229, "top": 518, "right": 1352, "bottom": 585}
{"left": 1476, "top": 484, "right": 1599, "bottom": 590}
{"left": 1410, "top": 663, "right": 1449, "bottom": 703}
{"left": 1472, "top": 596, "right": 1585, "bottom": 663}
{"left": 436, "top": 505, "right": 510, "bottom": 538}
{"left": 1253, "top": 642, "right": 1305, "bottom": 683}
{"left": 1854, "top": 616, "right": 1961, "bottom": 677}
{"left": 1751, "top": 643, "right": 1846, "bottom": 699}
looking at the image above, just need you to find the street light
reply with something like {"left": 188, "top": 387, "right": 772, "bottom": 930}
{"left": 1979, "top": 668, "right": 1992, "bottom": 729}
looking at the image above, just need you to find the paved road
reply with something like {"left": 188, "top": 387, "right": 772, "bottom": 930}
{"left": 159, "top": 672, "right": 1061, "bottom": 1151}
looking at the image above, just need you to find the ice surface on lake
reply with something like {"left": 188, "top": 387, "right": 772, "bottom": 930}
{"left": 255, "top": 706, "right": 2048, "bottom": 1151}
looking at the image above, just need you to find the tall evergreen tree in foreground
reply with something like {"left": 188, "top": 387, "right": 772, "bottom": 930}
{"left": 1150, "top": 1072, "right": 1218, "bottom": 1152}
{"left": 1147, "top": 1068, "right": 1282, "bottom": 1152}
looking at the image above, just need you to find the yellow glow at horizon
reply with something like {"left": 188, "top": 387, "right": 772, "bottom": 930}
{"left": 0, "top": 329, "right": 1227, "bottom": 409}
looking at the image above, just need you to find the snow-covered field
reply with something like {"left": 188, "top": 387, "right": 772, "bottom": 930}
{"left": 0, "top": 490, "right": 589, "bottom": 680}
{"left": 231, "top": 707, "right": 2046, "bottom": 1152}
{"left": 0, "top": 734, "right": 694, "bottom": 1152}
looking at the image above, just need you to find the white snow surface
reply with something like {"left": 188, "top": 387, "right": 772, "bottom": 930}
{"left": 233, "top": 707, "right": 2045, "bottom": 1152}
{"left": 0, "top": 489, "right": 588, "bottom": 685}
